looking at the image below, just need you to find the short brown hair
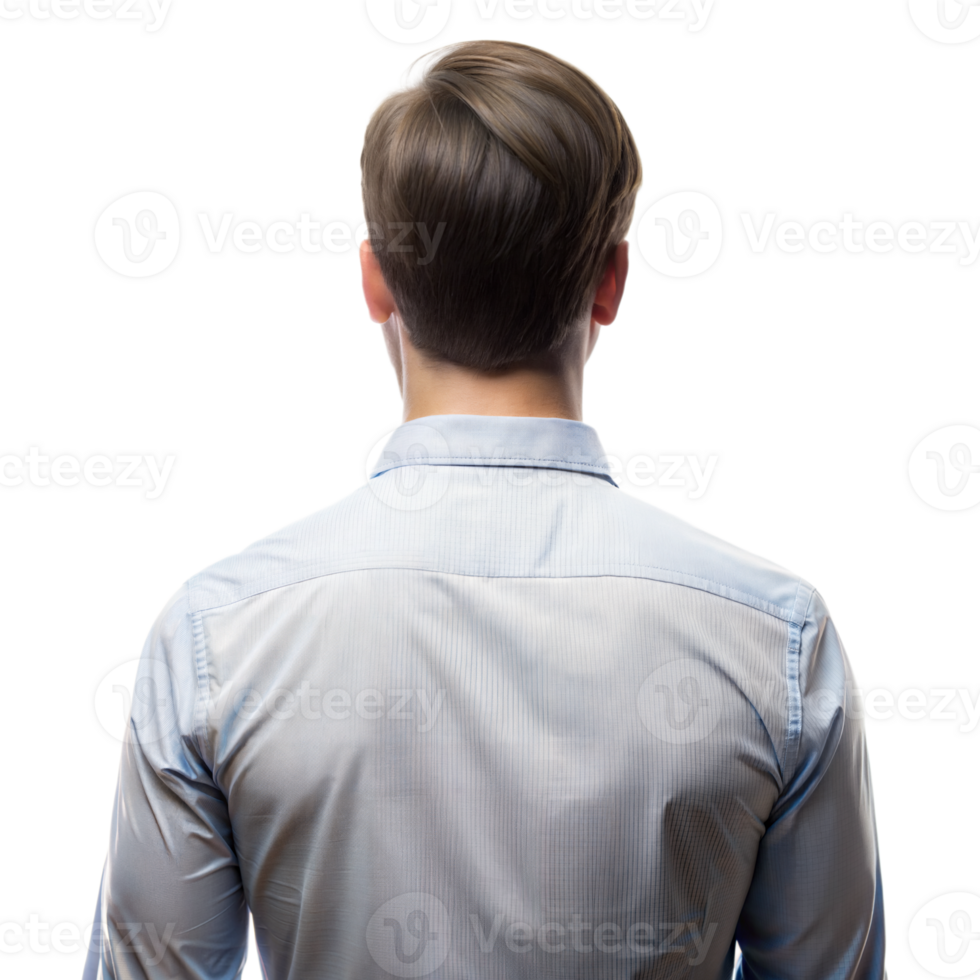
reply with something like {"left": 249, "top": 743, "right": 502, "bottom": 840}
{"left": 360, "top": 40, "right": 642, "bottom": 371}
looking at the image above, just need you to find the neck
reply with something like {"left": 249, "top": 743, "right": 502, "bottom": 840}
{"left": 392, "top": 319, "right": 589, "bottom": 423}
{"left": 403, "top": 357, "right": 583, "bottom": 423}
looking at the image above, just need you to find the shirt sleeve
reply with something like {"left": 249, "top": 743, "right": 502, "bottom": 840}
{"left": 735, "top": 589, "right": 887, "bottom": 979}
{"left": 97, "top": 585, "right": 248, "bottom": 980}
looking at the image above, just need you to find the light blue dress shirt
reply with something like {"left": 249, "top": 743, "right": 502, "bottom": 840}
{"left": 89, "top": 414, "right": 885, "bottom": 979}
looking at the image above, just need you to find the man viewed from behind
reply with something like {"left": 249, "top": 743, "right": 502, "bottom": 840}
{"left": 89, "top": 40, "right": 885, "bottom": 980}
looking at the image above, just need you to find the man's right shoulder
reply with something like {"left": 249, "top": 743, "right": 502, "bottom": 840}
{"left": 604, "top": 488, "right": 815, "bottom": 629}
{"left": 183, "top": 482, "right": 379, "bottom": 616}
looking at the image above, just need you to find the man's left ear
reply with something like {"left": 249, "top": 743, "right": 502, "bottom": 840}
{"left": 359, "top": 239, "right": 397, "bottom": 323}
{"left": 591, "top": 241, "right": 629, "bottom": 326}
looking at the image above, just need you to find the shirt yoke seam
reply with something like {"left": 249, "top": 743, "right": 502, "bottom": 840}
{"left": 188, "top": 561, "right": 807, "bottom": 627}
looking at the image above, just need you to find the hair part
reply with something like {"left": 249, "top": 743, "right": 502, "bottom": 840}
{"left": 361, "top": 40, "right": 642, "bottom": 371}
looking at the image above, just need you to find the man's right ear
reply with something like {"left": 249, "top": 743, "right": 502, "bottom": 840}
{"left": 359, "top": 240, "right": 397, "bottom": 323}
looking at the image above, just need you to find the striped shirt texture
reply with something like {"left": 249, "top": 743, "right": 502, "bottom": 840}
{"left": 90, "top": 413, "right": 886, "bottom": 979}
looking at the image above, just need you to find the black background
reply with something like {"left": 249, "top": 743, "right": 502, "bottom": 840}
{"left": 0, "top": 0, "right": 980, "bottom": 980}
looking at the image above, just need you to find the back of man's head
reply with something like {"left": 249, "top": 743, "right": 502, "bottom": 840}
{"left": 361, "top": 40, "right": 642, "bottom": 371}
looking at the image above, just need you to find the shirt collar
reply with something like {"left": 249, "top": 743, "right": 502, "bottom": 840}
{"left": 369, "top": 414, "right": 619, "bottom": 488}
